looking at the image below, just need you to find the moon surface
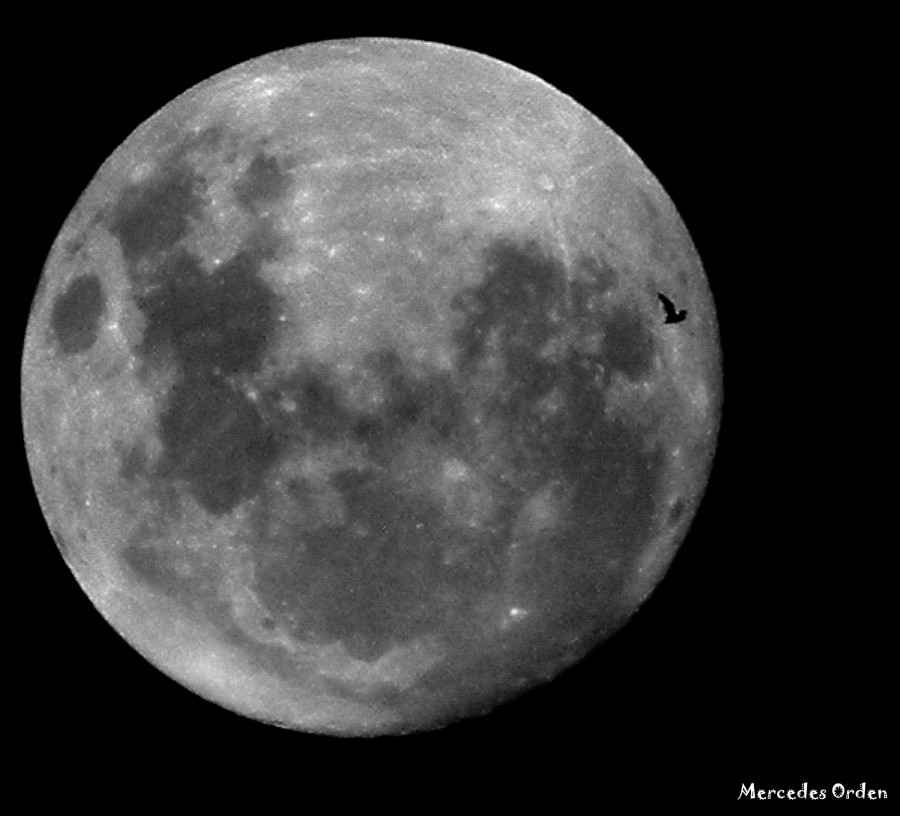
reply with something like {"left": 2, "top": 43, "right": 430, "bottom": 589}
{"left": 21, "top": 39, "right": 720, "bottom": 735}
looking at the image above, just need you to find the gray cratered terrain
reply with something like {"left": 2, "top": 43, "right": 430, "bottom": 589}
{"left": 21, "top": 38, "right": 720, "bottom": 734}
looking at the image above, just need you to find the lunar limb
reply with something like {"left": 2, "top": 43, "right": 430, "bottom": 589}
{"left": 22, "top": 39, "right": 720, "bottom": 734}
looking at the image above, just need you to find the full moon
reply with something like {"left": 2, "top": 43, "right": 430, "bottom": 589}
{"left": 21, "top": 39, "right": 720, "bottom": 735}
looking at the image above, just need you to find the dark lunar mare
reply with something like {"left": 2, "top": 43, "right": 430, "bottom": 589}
{"left": 110, "top": 170, "right": 204, "bottom": 266}
{"left": 451, "top": 240, "right": 663, "bottom": 563}
{"left": 107, "top": 155, "right": 291, "bottom": 590}
{"left": 234, "top": 153, "right": 292, "bottom": 213}
{"left": 49, "top": 274, "right": 106, "bottom": 354}
{"left": 107, "top": 140, "right": 666, "bottom": 664}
